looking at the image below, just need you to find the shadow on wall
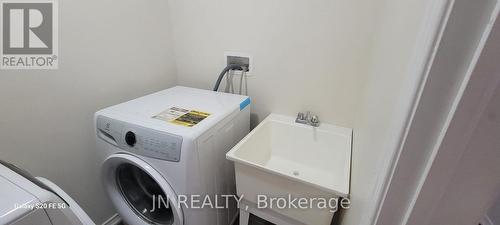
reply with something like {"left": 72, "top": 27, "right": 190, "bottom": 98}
{"left": 250, "top": 113, "right": 261, "bottom": 129}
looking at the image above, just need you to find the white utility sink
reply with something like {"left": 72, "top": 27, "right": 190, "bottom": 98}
{"left": 226, "top": 114, "right": 352, "bottom": 225}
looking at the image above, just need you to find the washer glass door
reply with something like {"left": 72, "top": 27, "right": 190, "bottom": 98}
{"left": 116, "top": 163, "right": 173, "bottom": 224}
{"left": 102, "top": 154, "right": 183, "bottom": 225}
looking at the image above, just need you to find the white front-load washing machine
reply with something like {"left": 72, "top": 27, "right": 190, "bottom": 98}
{"left": 95, "top": 86, "right": 250, "bottom": 225}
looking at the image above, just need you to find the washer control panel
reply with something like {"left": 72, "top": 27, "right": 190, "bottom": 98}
{"left": 97, "top": 115, "right": 183, "bottom": 162}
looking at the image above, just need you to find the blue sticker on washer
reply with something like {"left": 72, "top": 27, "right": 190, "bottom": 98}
{"left": 240, "top": 98, "right": 251, "bottom": 110}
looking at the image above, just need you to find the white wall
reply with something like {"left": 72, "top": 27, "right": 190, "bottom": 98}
{"left": 372, "top": 0, "right": 500, "bottom": 224}
{"left": 398, "top": 4, "right": 500, "bottom": 224}
{"left": 166, "top": 0, "right": 381, "bottom": 127}
{"left": 340, "top": 0, "right": 436, "bottom": 224}
{"left": 425, "top": 82, "right": 500, "bottom": 224}
{"left": 0, "top": 0, "right": 177, "bottom": 223}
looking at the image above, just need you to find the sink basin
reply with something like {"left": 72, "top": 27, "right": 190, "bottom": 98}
{"left": 226, "top": 114, "right": 352, "bottom": 225}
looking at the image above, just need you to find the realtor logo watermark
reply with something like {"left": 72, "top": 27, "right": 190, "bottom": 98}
{"left": 1, "top": 0, "right": 58, "bottom": 69}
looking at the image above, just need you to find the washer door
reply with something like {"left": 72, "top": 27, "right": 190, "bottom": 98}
{"left": 101, "top": 154, "right": 184, "bottom": 225}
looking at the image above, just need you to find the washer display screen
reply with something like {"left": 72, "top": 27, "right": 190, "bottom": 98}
{"left": 116, "top": 163, "right": 174, "bottom": 225}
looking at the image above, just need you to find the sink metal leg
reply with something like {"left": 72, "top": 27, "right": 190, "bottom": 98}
{"left": 240, "top": 208, "right": 250, "bottom": 225}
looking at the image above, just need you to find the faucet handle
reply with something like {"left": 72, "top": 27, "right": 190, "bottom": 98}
{"left": 296, "top": 112, "right": 307, "bottom": 124}
{"left": 310, "top": 115, "right": 320, "bottom": 127}
{"left": 296, "top": 112, "right": 305, "bottom": 120}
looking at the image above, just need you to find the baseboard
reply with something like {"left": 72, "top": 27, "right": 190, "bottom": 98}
{"left": 101, "top": 214, "right": 121, "bottom": 225}
{"left": 480, "top": 215, "right": 494, "bottom": 225}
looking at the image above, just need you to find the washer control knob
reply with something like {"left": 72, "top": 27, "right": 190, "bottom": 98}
{"left": 125, "top": 131, "right": 136, "bottom": 147}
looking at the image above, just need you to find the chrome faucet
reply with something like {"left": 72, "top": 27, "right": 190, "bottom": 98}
{"left": 295, "top": 111, "right": 320, "bottom": 127}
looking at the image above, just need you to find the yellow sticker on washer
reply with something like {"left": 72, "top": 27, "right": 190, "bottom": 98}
{"left": 171, "top": 110, "right": 211, "bottom": 127}
{"left": 153, "top": 107, "right": 210, "bottom": 127}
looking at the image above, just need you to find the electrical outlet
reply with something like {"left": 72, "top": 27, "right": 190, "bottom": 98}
{"left": 224, "top": 52, "right": 253, "bottom": 75}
